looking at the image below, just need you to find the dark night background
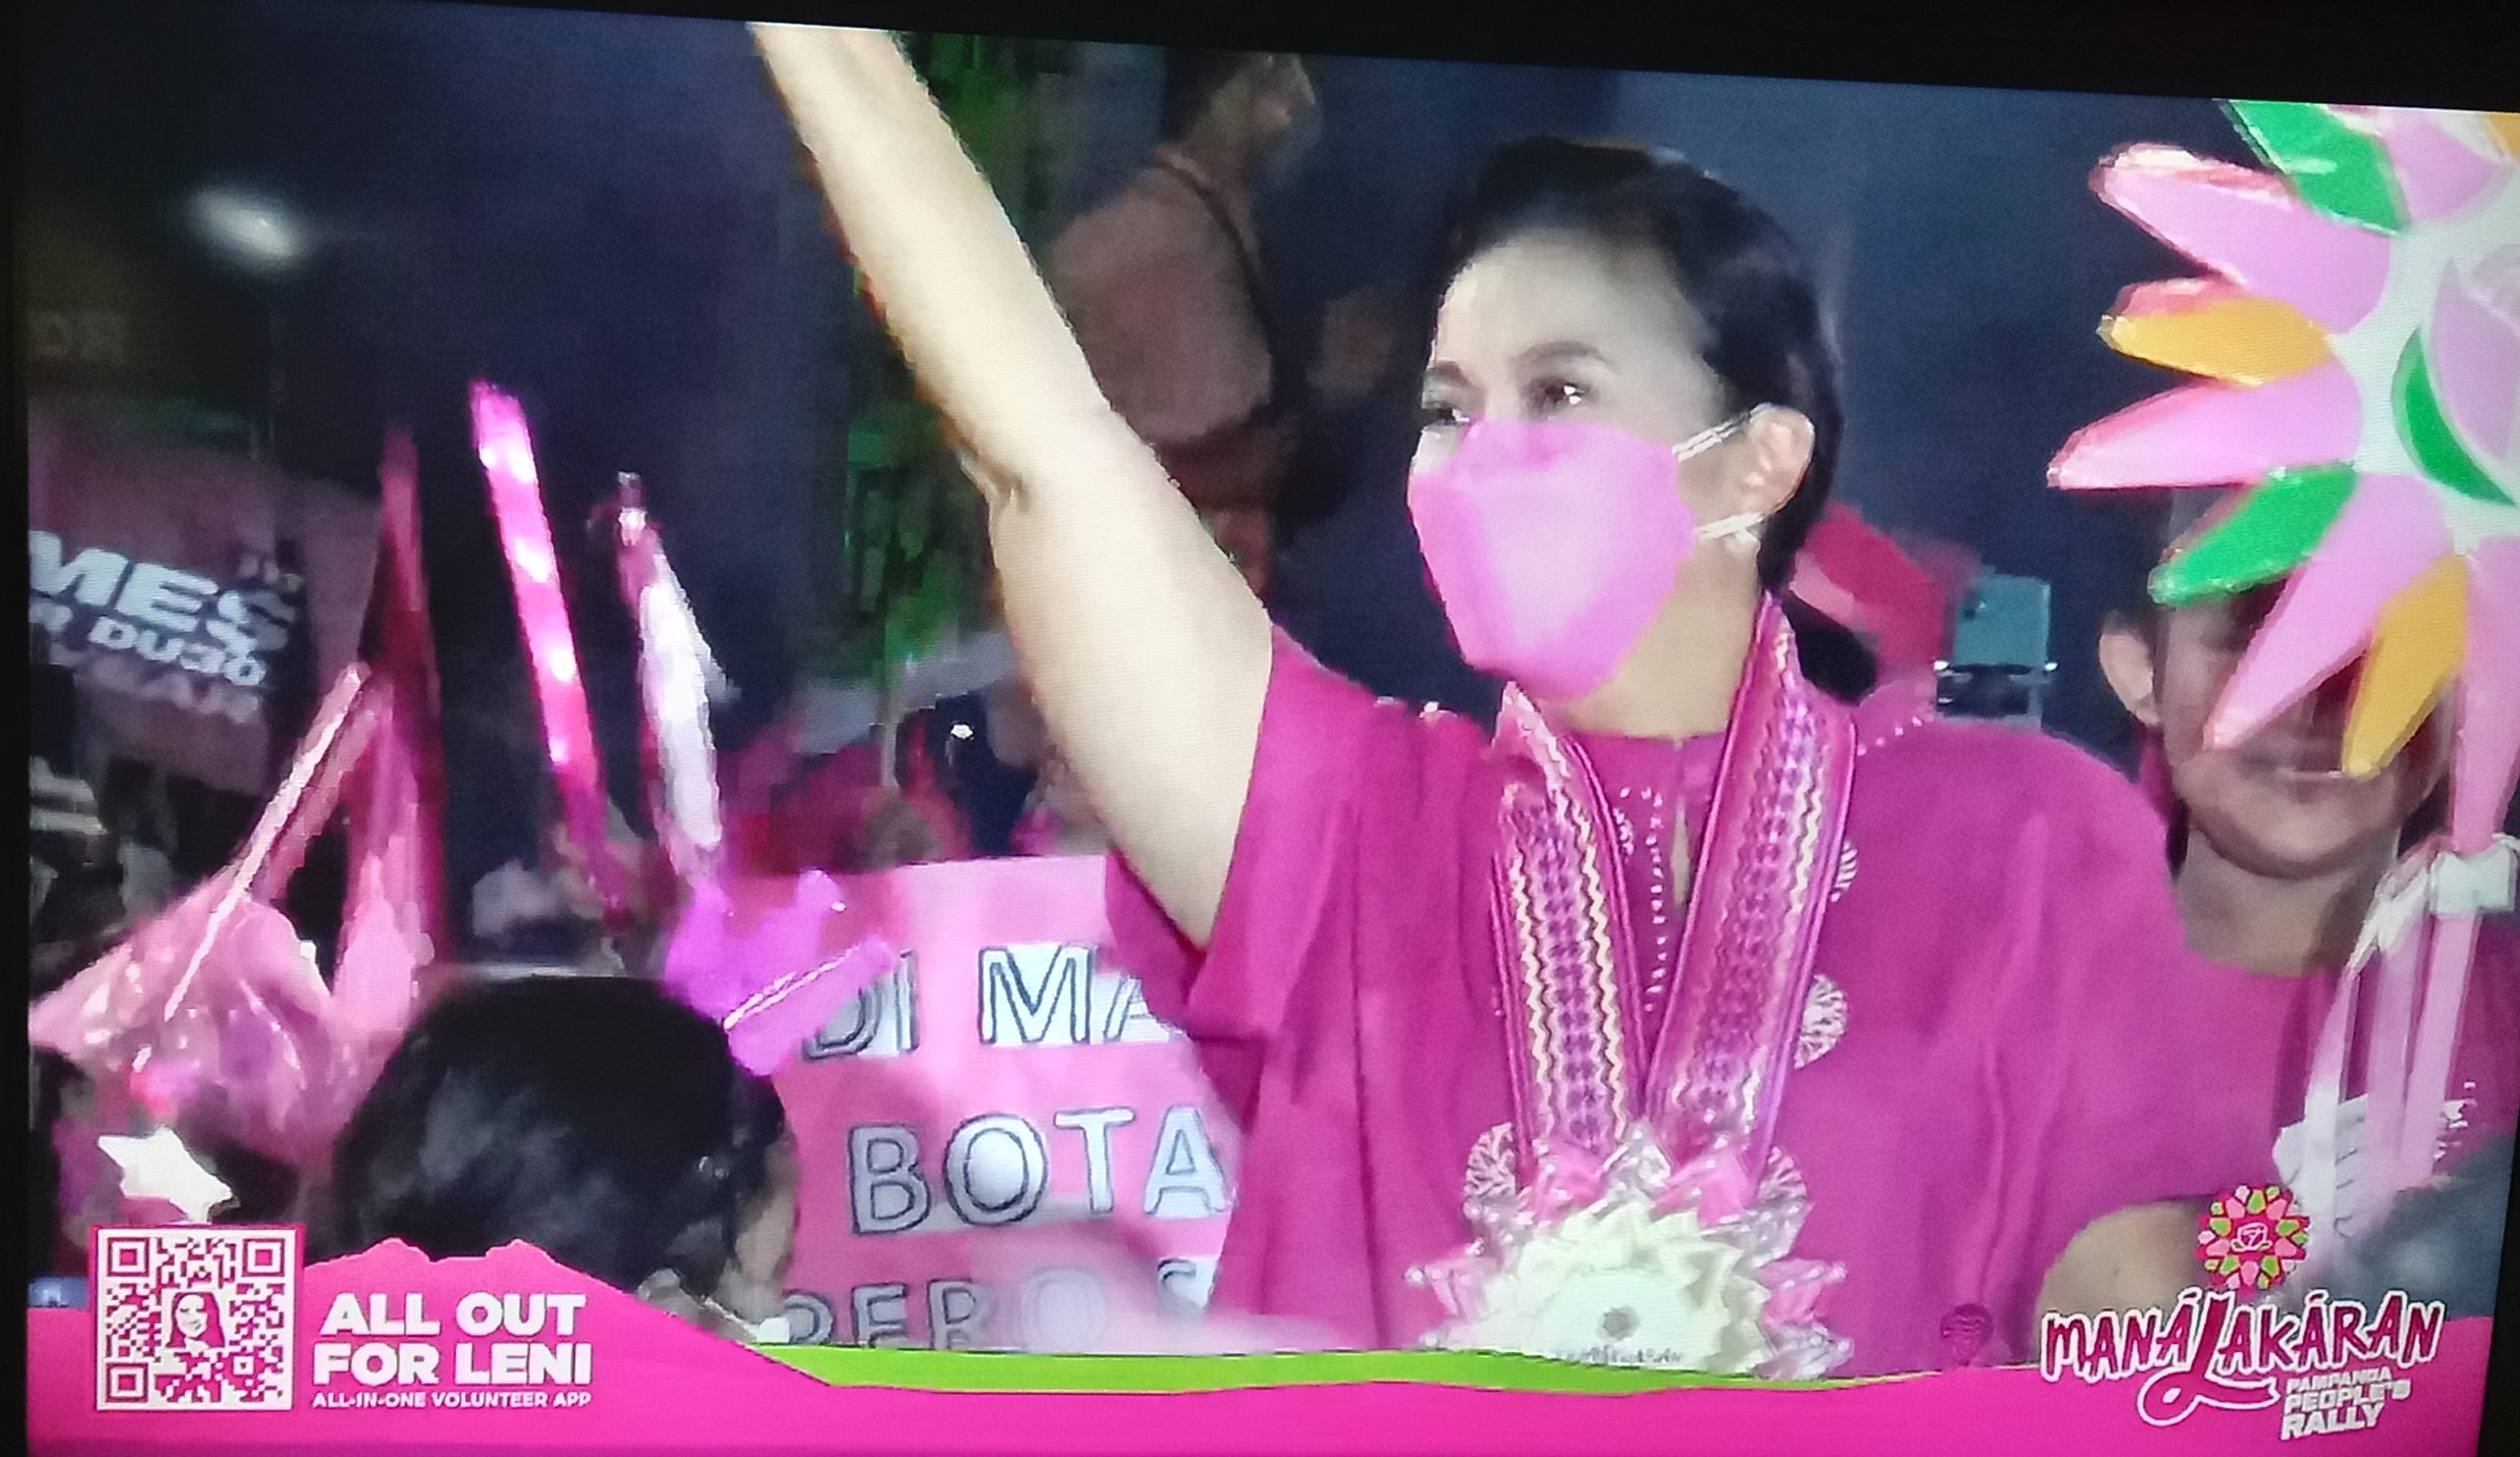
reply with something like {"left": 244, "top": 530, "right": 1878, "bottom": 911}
{"left": 21, "top": 0, "right": 2252, "bottom": 898}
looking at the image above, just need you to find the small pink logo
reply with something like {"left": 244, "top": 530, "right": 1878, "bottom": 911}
{"left": 2197, "top": 1184, "right": 2309, "bottom": 1292}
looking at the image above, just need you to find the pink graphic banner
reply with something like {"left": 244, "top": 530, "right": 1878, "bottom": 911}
{"left": 770, "top": 854, "right": 1240, "bottom": 1350}
{"left": 26, "top": 399, "right": 381, "bottom": 796}
{"left": 26, "top": 1234, "right": 2497, "bottom": 1456}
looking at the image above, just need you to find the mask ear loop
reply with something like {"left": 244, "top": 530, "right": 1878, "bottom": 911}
{"left": 1696, "top": 511, "right": 1769, "bottom": 556}
{"left": 638, "top": 1268, "right": 794, "bottom": 1345}
{"left": 1672, "top": 408, "right": 1773, "bottom": 557}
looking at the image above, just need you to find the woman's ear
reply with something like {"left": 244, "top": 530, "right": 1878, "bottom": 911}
{"left": 1736, "top": 406, "right": 1816, "bottom": 522}
{"left": 2098, "top": 617, "right": 2163, "bottom": 729}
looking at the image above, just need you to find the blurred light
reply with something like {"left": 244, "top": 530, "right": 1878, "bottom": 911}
{"left": 949, "top": 722, "right": 975, "bottom": 741}
{"left": 192, "top": 189, "right": 305, "bottom": 272}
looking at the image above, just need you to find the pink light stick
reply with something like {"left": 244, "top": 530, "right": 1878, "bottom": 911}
{"left": 611, "top": 477, "right": 724, "bottom": 889}
{"left": 470, "top": 383, "right": 630, "bottom": 929}
{"left": 368, "top": 428, "right": 448, "bottom": 951}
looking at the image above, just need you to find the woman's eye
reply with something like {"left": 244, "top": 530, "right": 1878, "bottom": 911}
{"left": 1529, "top": 379, "right": 1587, "bottom": 414}
{"left": 1417, "top": 400, "right": 1467, "bottom": 433}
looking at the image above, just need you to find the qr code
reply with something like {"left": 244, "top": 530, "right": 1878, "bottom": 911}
{"left": 94, "top": 1226, "right": 298, "bottom": 1411}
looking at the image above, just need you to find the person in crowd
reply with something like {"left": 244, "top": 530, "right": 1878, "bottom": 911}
{"left": 867, "top": 609, "right": 1116, "bottom": 863}
{"left": 467, "top": 789, "right": 672, "bottom": 973}
{"left": 897, "top": 680, "right": 1106, "bottom": 860}
{"left": 850, "top": 712, "right": 971, "bottom": 869}
{"left": 1047, "top": 49, "right": 1321, "bottom": 598}
{"left": 1049, "top": 48, "right": 1408, "bottom": 598}
{"left": 755, "top": 26, "right": 2269, "bottom": 1377}
{"left": 30, "top": 756, "right": 134, "bottom": 1282}
{"left": 2038, "top": 491, "right": 2518, "bottom": 1316}
{"left": 30, "top": 758, "right": 125, "bottom": 992}
{"left": 314, "top": 976, "right": 797, "bottom": 1342}
{"left": 2322, "top": 1131, "right": 2511, "bottom": 1322}
{"left": 2102, "top": 492, "right": 2520, "bottom": 1183}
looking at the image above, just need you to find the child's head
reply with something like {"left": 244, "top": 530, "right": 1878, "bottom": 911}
{"left": 2099, "top": 492, "right": 2447, "bottom": 880}
{"left": 317, "top": 976, "right": 795, "bottom": 1328}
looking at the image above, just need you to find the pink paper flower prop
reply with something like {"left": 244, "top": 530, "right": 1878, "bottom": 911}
{"left": 2052, "top": 103, "right": 2520, "bottom": 840}
{"left": 2054, "top": 103, "right": 2520, "bottom": 1243}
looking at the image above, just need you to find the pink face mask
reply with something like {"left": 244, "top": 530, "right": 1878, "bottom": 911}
{"left": 1408, "top": 413, "right": 1761, "bottom": 701}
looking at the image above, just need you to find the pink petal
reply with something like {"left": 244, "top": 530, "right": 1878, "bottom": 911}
{"left": 2451, "top": 537, "right": 2520, "bottom": 851}
{"left": 2475, "top": 245, "right": 2520, "bottom": 327}
{"left": 2099, "top": 144, "right": 2391, "bottom": 333}
{"left": 1758, "top": 1261, "right": 1835, "bottom": 1327}
{"left": 2361, "top": 108, "right": 2503, "bottom": 222}
{"left": 2431, "top": 265, "right": 2520, "bottom": 473}
{"left": 2050, "top": 364, "right": 2360, "bottom": 491}
{"left": 2209, "top": 474, "right": 2451, "bottom": 748}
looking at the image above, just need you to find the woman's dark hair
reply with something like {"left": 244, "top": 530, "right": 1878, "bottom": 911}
{"left": 1427, "top": 136, "right": 1875, "bottom": 701}
{"left": 1158, "top": 49, "right": 1282, "bottom": 142}
{"left": 315, "top": 976, "right": 787, "bottom": 1301}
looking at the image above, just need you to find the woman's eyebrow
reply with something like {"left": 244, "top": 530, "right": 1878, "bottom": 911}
{"left": 1515, "top": 341, "right": 1609, "bottom": 370}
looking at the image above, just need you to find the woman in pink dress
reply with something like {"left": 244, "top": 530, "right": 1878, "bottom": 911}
{"left": 754, "top": 26, "right": 2267, "bottom": 1377}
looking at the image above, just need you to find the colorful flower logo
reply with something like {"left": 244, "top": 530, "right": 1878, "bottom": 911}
{"left": 2198, "top": 1183, "right": 2312, "bottom": 1291}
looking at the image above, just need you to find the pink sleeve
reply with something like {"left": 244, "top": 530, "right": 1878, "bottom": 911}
{"left": 1977, "top": 739, "right": 2278, "bottom": 1345}
{"left": 1106, "top": 631, "right": 1481, "bottom": 1109}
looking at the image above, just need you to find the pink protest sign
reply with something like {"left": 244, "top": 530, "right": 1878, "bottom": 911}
{"left": 26, "top": 399, "right": 380, "bottom": 795}
{"left": 771, "top": 854, "right": 1239, "bottom": 1353}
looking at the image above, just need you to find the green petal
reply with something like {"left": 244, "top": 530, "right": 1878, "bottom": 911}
{"left": 2153, "top": 465, "right": 2358, "bottom": 605}
{"left": 2395, "top": 335, "right": 2517, "bottom": 506}
{"left": 2226, "top": 100, "right": 2406, "bottom": 233}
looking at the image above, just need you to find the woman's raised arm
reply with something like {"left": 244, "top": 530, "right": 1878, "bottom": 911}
{"left": 754, "top": 24, "right": 1273, "bottom": 940}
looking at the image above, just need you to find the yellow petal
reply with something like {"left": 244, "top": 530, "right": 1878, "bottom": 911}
{"left": 2345, "top": 556, "right": 2468, "bottom": 777}
{"left": 2102, "top": 293, "right": 2332, "bottom": 387}
{"left": 2487, "top": 114, "right": 2520, "bottom": 162}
